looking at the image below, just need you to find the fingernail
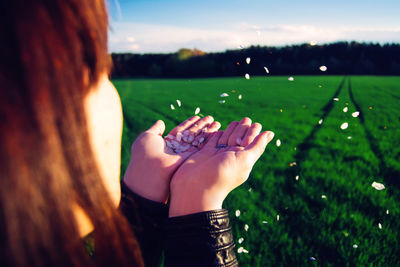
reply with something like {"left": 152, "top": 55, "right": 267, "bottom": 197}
{"left": 267, "top": 131, "right": 275, "bottom": 140}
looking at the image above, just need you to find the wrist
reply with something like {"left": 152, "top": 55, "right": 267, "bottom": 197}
{"left": 123, "top": 175, "right": 170, "bottom": 204}
{"left": 169, "top": 185, "right": 225, "bottom": 217}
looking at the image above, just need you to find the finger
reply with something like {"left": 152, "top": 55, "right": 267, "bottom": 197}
{"left": 146, "top": 120, "right": 165, "bottom": 136}
{"left": 204, "top": 131, "right": 224, "bottom": 149}
{"left": 195, "top": 121, "right": 221, "bottom": 148}
{"left": 218, "top": 121, "right": 239, "bottom": 145}
{"left": 238, "top": 131, "right": 274, "bottom": 165}
{"left": 185, "top": 115, "right": 214, "bottom": 143}
{"left": 240, "top": 123, "right": 262, "bottom": 147}
{"left": 168, "top": 116, "right": 200, "bottom": 137}
{"left": 227, "top": 117, "right": 252, "bottom": 146}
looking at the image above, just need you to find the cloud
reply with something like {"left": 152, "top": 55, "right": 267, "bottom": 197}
{"left": 108, "top": 22, "right": 400, "bottom": 53}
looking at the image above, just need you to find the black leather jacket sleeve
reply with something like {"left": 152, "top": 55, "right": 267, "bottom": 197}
{"left": 119, "top": 181, "right": 238, "bottom": 267}
{"left": 164, "top": 210, "right": 238, "bottom": 267}
{"left": 119, "top": 180, "right": 168, "bottom": 267}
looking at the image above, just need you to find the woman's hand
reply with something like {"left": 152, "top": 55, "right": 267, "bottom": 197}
{"left": 169, "top": 118, "right": 274, "bottom": 217}
{"left": 123, "top": 116, "right": 221, "bottom": 203}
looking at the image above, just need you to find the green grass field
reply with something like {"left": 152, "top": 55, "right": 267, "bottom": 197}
{"left": 114, "top": 76, "right": 400, "bottom": 266}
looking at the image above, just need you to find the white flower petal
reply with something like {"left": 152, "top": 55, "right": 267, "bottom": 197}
{"left": 235, "top": 210, "right": 241, "bottom": 217}
{"left": 195, "top": 107, "right": 200, "bottom": 115}
{"left": 220, "top": 93, "right": 229, "bottom": 97}
{"left": 170, "top": 104, "right": 175, "bottom": 110}
{"left": 176, "top": 99, "right": 181, "bottom": 107}
{"left": 319, "top": 65, "right": 327, "bottom": 72}
{"left": 244, "top": 224, "right": 249, "bottom": 231}
{"left": 340, "top": 122, "right": 348, "bottom": 130}
{"left": 246, "top": 57, "right": 251, "bottom": 64}
{"left": 264, "top": 66, "right": 270, "bottom": 74}
{"left": 238, "top": 237, "right": 244, "bottom": 244}
{"left": 318, "top": 119, "right": 323, "bottom": 125}
{"left": 245, "top": 73, "right": 250, "bottom": 80}
{"left": 276, "top": 139, "right": 281, "bottom": 147}
{"left": 352, "top": 111, "right": 360, "bottom": 117}
{"left": 288, "top": 76, "right": 294, "bottom": 81}
{"left": 238, "top": 94, "right": 242, "bottom": 100}
{"left": 372, "top": 181, "right": 385, "bottom": 190}
{"left": 343, "top": 107, "right": 348, "bottom": 112}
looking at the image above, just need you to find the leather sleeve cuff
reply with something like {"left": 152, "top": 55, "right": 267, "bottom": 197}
{"left": 119, "top": 180, "right": 168, "bottom": 223}
{"left": 164, "top": 209, "right": 238, "bottom": 267}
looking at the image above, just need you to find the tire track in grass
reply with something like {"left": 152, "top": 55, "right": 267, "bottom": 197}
{"left": 272, "top": 77, "right": 347, "bottom": 265}
{"left": 276, "top": 77, "right": 346, "bottom": 192}
{"left": 349, "top": 79, "right": 400, "bottom": 190}
{"left": 280, "top": 76, "right": 347, "bottom": 180}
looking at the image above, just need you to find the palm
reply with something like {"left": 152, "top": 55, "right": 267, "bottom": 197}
{"left": 123, "top": 116, "right": 219, "bottom": 203}
{"left": 169, "top": 118, "right": 274, "bottom": 216}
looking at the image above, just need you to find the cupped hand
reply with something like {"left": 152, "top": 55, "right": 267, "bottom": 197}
{"left": 169, "top": 118, "right": 275, "bottom": 217}
{"left": 123, "top": 116, "right": 221, "bottom": 203}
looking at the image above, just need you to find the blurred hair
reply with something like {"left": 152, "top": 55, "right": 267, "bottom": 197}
{"left": 0, "top": 1, "right": 143, "bottom": 266}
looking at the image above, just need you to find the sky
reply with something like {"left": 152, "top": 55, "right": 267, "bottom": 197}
{"left": 107, "top": 0, "right": 400, "bottom": 53}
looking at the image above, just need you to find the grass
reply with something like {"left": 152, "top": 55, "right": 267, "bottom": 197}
{"left": 114, "top": 76, "right": 400, "bottom": 266}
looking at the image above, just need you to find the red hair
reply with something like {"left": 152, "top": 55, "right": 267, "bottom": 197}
{"left": 0, "top": 1, "right": 143, "bottom": 266}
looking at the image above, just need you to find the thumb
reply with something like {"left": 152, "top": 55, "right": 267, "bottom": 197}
{"left": 146, "top": 120, "right": 165, "bottom": 136}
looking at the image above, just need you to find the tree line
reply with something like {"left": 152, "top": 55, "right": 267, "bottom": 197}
{"left": 111, "top": 42, "right": 400, "bottom": 78}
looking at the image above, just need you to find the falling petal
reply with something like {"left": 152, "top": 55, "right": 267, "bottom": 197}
{"left": 242, "top": 248, "right": 249, "bottom": 254}
{"left": 220, "top": 93, "right": 229, "bottom": 97}
{"left": 310, "top": 257, "right": 316, "bottom": 261}
{"left": 277, "top": 215, "right": 280, "bottom": 221}
{"left": 321, "top": 195, "right": 327, "bottom": 199}
{"left": 318, "top": 119, "right": 323, "bottom": 125}
{"left": 288, "top": 76, "right": 294, "bottom": 81}
{"left": 378, "top": 223, "right": 382, "bottom": 229}
{"left": 244, "top": 224, "right": 249, "bottom": 231}
{"left": 219, "top": 100, "right": 226, "bottom": 104}
{"left": 235, "top": 210, "right": 241, "bottom": 217}
{"left": 264, "top": 66, "right": 270, "bottom": 74}
{"left": 276, "top": 139, "right": 281, "bottom": 147}
{"left": 238, "top": 237, "right": 244, "bottom": 244}
{"left": 333, "top": 98, "right": 339, "bottom": 101}
{"left": 352, "top": 111, "right": 360, "bottom": 117}
{"left": 340, "top": 122, "right": 348, "bottom": 130}
{"left": 245, "top": 73, "right": 250, "bottom": 80}
{"left": 372, "top": 181, "right": 385, "bottom": 190}
{"left": 237, "top": 247, "right": 244, "bottom": 254}
{"left": 248, "top": 187, "right": 252, "bottom": 192}
{"left": 195, "top": 107, "right": 200, "bottom": 115}
{"left": 319, "top": 65, "right": 327, "bottom": 72}
{"left": 246, "top": 57, "right": 251, "bottom": 64}
{"left": 262, "top": 221, "right": 268, "bottom": 224}
{"left": 176, "top": 99, "right": 181, "bottom": 107}
{"left": 170, "top": 104, "right": 175, "bottom": 110}
{"left": 238, "top": 94, "right": 242, "bottom": 100}
{"left": 347, "top": 136, "right": 352, "bottom": 139}
{"left": 386, "top": 209, "right": 389, "bottom": 215}
{"left": 343, "top": 107, "right": 348, "bottom": 112}
{"left": 295, "top": 175, "right": 299, "bottom": 181}
{"left": 353, "top": 244, "right": 358, "bottom": 249}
